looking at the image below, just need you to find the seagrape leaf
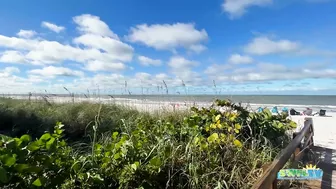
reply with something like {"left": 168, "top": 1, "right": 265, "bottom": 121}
{"left": 0, "top": 167, "right": 8, "bottom": 183}
{"left": 20, "top": 135, "right": 31, "bottom": 142}
{"left": 233, "top": 139, "right": 243, "bottom": 148}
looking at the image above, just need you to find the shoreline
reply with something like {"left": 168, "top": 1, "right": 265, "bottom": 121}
{"left": 4, "top": 95, "right": 336, "bottom": 114}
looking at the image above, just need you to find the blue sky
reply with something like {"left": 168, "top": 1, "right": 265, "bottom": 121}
{"left": 1, "top": 0, "right": 336, "bottom": 95}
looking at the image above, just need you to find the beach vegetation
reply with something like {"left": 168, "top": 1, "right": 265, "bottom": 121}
{"left": 0, "top": 98, "right": 296, "bottom": 188}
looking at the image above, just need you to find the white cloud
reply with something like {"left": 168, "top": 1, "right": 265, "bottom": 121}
{"left": 73, "top": 34, "right": 133, "bottom": 61}
{"left": 257, "top": 62, "right": 288, "bottom": 72}
{"left": 138, "top": 55, "right": 162, "bottom": 66}
{"left": 204, "top": 64, "right": 232, "bottom": 75}
{"left": 29, "top": 66, "right": 84, "bottom": 78}
{"left": 228, "top": 54, "right": 253, "bottom": 64}
{"left": 73, "top": 14, "right": 119, "bottom": 39}
{"left": 155, "top": 73, "right": 169, "bottom": 80}
{"left": 189, "top": 44, "right": 207, "bottom": 53}
{"left": 0, "top": 35, "right": 38, "bottom": 50}
{"left": 244, "top": 36, "right": 299, "bottom": 55}
{"left": 168, "top": 56, "right": 198, "bottom": 70}
{"left": 85, "top": 60, "right": 126, "bottom": 72}
{"left": 0, "top": 14, "right": 133, "bottom": 70}
{"left": 222, "top": 0, "right": 272, "bottom": 18}
{"left": 167, "top": 56, "right": 202, "bottom": 84}
{"left": 0, "top": 51, "right": 28, "bottom": 64}
{"left": 206, "top": 61, "right": 336, "bottom": 83}
{"left": 0, "top": 67, "right": 20, "bottom": 78}
{"left": 128, "top": 23, "right": 208, "bottom": 52}
{"left": 16, "top": 30, "right": 37, "bottom": 38}
{"left": 135, "top": 72, "right": 152, "bottom": 81}
{"left": 41, "top": 21, "right": 65, "bottom": 33}
{"left": 3, "top": 67, "right": 20, "bottom": 74}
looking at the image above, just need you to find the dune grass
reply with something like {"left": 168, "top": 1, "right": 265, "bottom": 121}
{"left": 0, "top": 97, "right": 296, "bottom": 188}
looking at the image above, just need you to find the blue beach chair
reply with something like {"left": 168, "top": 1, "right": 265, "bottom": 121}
{"left": 257, "top": 107, "right": 263, "bottom": 113}
{"left": 271, "top": 106, "right": 278, "bottom": 114}
{"left": 282, "top": 107, "right": 288, "bottom": 113}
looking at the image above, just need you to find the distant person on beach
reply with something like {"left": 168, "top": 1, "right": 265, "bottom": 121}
{"left": 303, "top": 108, "right": 313, "bottom": 116}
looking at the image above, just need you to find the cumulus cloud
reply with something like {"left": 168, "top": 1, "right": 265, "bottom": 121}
{"left": 41, "top": 21, "right": 65, "bottom": 33}
{"left": 127, "top": 23, "right": 208, "bottom": 52}
{"left": 0, "top": 14, "right": 133, "bottom": 71}
{"left": 168, "top": 56, "right": 198, "bottom": 70}
{"left": 85, "top": 60, "right": 126, "bottom": 72}
{"left": 3, "top": 67, "right": 20, "bottom": 74}
{"left": 244, "top": 36, "right": 299, "bottom": 55}
{"left": 16, "top": 30, "right": 37, "bottom": 38}
{"left": 228, "top": 54, "right": 253, "bottom": 64}
{"left": 29, "top": 66, "right": 84, "bottom": 78}
{"left": 73, "top": 34, "right": 133, "bottom": 61}
{"left": 138, "top": 55, "right": 162, "bottom": 66}
{"left": 167, "top": 56, "right": 203, "bottom": 84}
{"left": 0, "top": 67, "right": 18, "bottom": 79}
{"left": 204, "top": 64, "right": 232, "bottom": 75}
{"left": 0, "top": 51, "right": 28, "bottom": 64}
{"left": 222, "top": 0, "right": 272, "bottom": 18}
{"left": 73, "top": 14, "right": 119, "bottom": 39}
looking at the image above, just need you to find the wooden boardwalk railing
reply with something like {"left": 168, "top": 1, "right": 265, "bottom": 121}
{"left": 251, "top": 117, "right": 314, "bottom": 189}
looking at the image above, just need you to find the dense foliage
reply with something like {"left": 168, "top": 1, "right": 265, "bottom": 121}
{"left": 0, "top": 98, "right": 296, "bottom": 188}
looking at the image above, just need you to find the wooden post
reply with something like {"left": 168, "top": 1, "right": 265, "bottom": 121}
{"left": 272, "top": 179, "right": 277, "bottom": 189}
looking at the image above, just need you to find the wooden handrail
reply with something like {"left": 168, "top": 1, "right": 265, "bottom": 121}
{"left": 251, "top": 117, "right": 314, "bottom": 189}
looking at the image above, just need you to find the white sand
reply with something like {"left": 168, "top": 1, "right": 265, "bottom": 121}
{"left": 289, "top": 115, "right": 336, "bottom": 151}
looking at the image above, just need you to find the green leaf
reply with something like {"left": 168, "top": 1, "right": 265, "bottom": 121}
{"left": 59, "top": 140, "right": 66, "bottom": 147}
{"left": 56, "top": 122, "right": 64, "bottom": 129}
{"left": 113, "top": 153, "right": 121, "bottom": 160}
{"left": 234, "top": 124, "right": 241, "bottom": 130}
{"left": 72, "top": 162, "right": 81, "bottom": 173}
{"left": 264, "top": 109, "right": 272, "bottom": 119}
{"left": 149, "top": 157, "right": 162, "bottom": 167}
{"left": 20, "top": 135, "right": 31, "bottom": 142}
{"left": 39, "top": 133, "right": 51, "bottom": 142}
{"left": 112, "top": 132, "right": 119, "bottom": 140}
{"left": 215, "top": 114, "right": 221, "bottom": 121}
{"left": 15, "top": 164, "right": 30, "bottom": 173}
{"left": 45, "top": 137, "right": 55, "bottom": 150}
{"left": 207, "top": 133, "right": 219, "bottom": 143}
{"left": 289, "top": 121, "right": 297, "bottom": 128}
{"left": 14, "top": 138, "right": 22, "bottom": 147}
{"left": 95, "top": 144, "right": 102, "bottom": 150}
{"left": 4, "top": 155, "right": 16, "bottom": 167}
{"left": 27, "top": 142, "right": 40, "bottom": 151}
{"left": 0, "top": 167, "right": 8, "bottom": 183}
{"left": 32, "top": 178, "right": 44, "bottom": 187}
{"left": 131, "top": 163, "right": 137, "bottom": 171}
{"left": 233, "top": 139, "right": 243, "bottom": 148}
{"left": 5, "top": 139, "right": 16, "bottom": 149}
{"left": 55, "top": 128, "right": 62, "bottom": 135}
